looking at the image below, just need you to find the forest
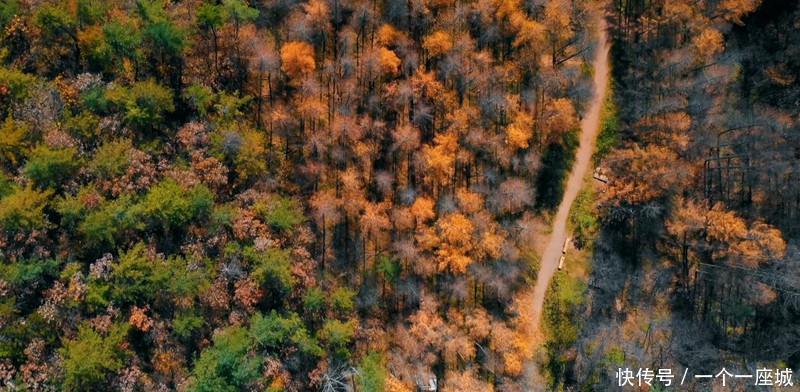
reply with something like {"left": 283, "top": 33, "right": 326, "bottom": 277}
{"left": 551, "top": 0, "right": 800, "bottom": 390}
{"left": 0, "top": 0, "right": 797, "bottom": 391}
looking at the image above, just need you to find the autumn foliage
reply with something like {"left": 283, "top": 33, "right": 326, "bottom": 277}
{"left": 0, "top": 0, "right": 598, "bottom": 390}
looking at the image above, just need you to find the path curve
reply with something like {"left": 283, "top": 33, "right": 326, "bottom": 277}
{"left": 530, "top": 18, "right": 610, "bottom": 334}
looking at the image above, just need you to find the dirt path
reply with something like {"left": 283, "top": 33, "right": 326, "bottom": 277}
{"left": 530, "top": 18, "right": 610, "bottom": 337}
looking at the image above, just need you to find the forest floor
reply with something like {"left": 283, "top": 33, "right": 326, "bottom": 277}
{"left": 526, "top": 15, "right": 610, "bottom": 387}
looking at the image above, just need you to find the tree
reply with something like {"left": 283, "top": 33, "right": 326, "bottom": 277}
{"left": 357, "top": 352, "right": 387, "bottom": 392}
{"left": 423, "top": 31, "right": 453, "bottom": 58}
{"left": 318, "top": 319, "right": 357, "bottom": 359}
{"left": 24, "top": 146, "right": 79, "bottom": 189}
{"left": 280, "top": 41, "right": 315, "bottom": 80}
{"left": 505, "top": 110, "right": 533, "bottom": 150}
{"left": 0, "top": 186, "right": 51, "bottom": 233}
{"left": 250, "top": 311, "right": 322, "bottom": 357}
{"left": 0, "top": 68, "right": 36, "bottom": 116}
{"left": 142, "top": 18, "right": 186, "bottom": 83}
{"left": 60, "top": 324, "right": 129, "bottom": 391}
{"left": 435, "top": 213, "right": 475, "bottom": 273}
{"left": 88, "top": 139, "right": 133, "bottom": 181}
{"left": 540, "top": 98, "right": 578, "bottom": 145}
{"left": 79, "top": 195, "right": 133, "bottom": 250}
{"left": 34, "top": 4, "right": 80, "bottom": 71}
{"left": 108, "top": 80, "right": 175, "bottom": 133}
{"left": 254, "top": 195, "right": 305, "bottom": 232}
{"left": 246, "top": 247, "right": 295, "bottom": 296}
{"left": 692, "top": 28, "right": 724, "bottom": 65}
{"left": 129, "top": 179, "right": 213, "bottom": 233}
{"left": 109, "top": 243, "right": 169, "bottom": 306}
{"left": 0, "top": 117, "right": 29, "bottom": 168}
{"left": 190, "top": 326, "right": 262, "bottom": 392}
{"left": 377, "top": 47, "right": 402, "bottom": 76}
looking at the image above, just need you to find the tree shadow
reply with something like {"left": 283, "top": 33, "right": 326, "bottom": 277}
{"left": 535, "top": 130, "right": 579, "bottom": 212}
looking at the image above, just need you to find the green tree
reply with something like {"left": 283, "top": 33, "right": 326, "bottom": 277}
{"left": 142, "top": 16, "right": 185, "bottom": 84}
{"left": 0, "top": 0, "right": 19, "bottom": 31}
{"left": 76, "top": 0, "right": 106, "bottom": 27}
{"left": 0, "top": 117, "right": 29, "bottom": 167}
{"left": 34, "top": 4, "right": 80, "bottom": 71}
{"left": 64, "top": 110, "right": 101, "bottom": 142}
{"left": 249, "top": 310, "right": 300, "bottom": 349}
{"left": 223, "top": 0, "right": 258, "bottom": 29}
{"left": 88, "top": 139, "right": 133, "bottom": 180}
{"left": 144, "top": 20, "right": 184, "bottom": 58}
{"left": 0, "top": 172, "right": 14, "bottom": 198}
{"left": 108, "top": 79, "right": 174, "bottom": 132}
{"left": 196, "top": 3, "right": 226, "bottom": 32}
{"left": 318, "top": 319, "right": 357, "bottom": 359}
{"left": 303, "top": 287, "right": 326, "bottom": 317}
{"left": 183, "top": 84, "right": 215, "bottom": 117}
{"left": 79, "top": 196, "right": 133, "bottom": 250}
{"left": 249, "top": 311, "right": 323, "bottom": 357}
{"left": 173, "top": 311, "right": 204, "bottom": 339}
{"left": 102, "top": 20, "right": 142, "bottom": 66}
{"left": 245, "top": 247, "right": 295, "bottom": 296}
{"left": 190, "top": 326, "right": 262, "bottom": 392}
{"left": 0, "top": 186, "right": 51, "bottom": 232}
{"left": 330, "top": 287, "right": 356, "bottom": 314}
{"left": 60, "top": 324, "right": 129, "bottom": 391}
{"left": 109, "top": 242, "right": 169, "bottom": 306}
{"left": 23, "top": 146, "right": 80, "bottom": 189}
{"left": 253, "top": 195, "right": 305, "bottom": 232}
{"left": 130, "top": 179, "right": 213, "bottom": 232}
{"left": 0, "top": 258, "right": 58, "bottom": 289}
{"left": 357, "top": 352, "right": 387, "bottom": 392}
{"left": 0, "top": 68, "right": 36, "bottom": 116}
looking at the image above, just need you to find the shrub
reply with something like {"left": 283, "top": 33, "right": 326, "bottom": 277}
{"left": 376, "top": 255, "right": 401, "bottom": 283}
{"left": 568, "top": 187, "right": 598, "bottom": 248}
{"left": 594, "top": 87, "right": 619, "bottom": 163}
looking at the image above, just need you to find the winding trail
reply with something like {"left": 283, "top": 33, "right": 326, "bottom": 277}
{"left": 530, "top": 18, "right": 610, "bottom": 339}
